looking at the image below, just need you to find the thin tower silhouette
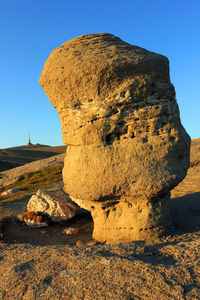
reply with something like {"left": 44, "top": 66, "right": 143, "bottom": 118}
{"left": 28, "top": 133, "right": 32, "bottom": 145}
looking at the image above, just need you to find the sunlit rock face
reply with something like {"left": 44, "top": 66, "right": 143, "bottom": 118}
{"left": 39, "top": 33, "right": 191, "bottom": 243}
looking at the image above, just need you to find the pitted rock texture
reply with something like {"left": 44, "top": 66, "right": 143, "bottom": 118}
{"left": 40, "top": 33, "right": 190, "bottom": 243}
{"left": 27, "top": 190, "right": 78, "bottom": 222}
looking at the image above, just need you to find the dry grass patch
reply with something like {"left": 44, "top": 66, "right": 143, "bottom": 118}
{"left": 0, "top": 164, "right": 63, "bottom": 204}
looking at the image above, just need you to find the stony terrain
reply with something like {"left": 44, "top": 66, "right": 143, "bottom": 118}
{"left": 0, "top": 231, "right": 199, "bottom": 300}
{"left": 0, "top": 138, "right": 199, "bottom": 299}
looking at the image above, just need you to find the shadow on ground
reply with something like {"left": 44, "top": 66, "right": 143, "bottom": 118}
{"left": 96, "top": 241, "right": 178, "bottom": 266}
{"left": 0, "top": 192, "right": 199, "bottom": 247}
{"left": 0, "top": 212, "right": 93, "bottom": 246}
{"left": 170, "top": 192, "right": 200, "bottom": 233}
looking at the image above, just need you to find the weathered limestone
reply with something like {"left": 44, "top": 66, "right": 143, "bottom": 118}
{"left": 27, "top": 190, "right": 78, "bottom": 222}
{"left": 39, "top": 33, "right": 191, "bottom": 243}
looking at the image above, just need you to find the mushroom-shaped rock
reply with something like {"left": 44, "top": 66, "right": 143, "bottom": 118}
{"left": 39, "top": 33, "right": 191, "bottom": 243}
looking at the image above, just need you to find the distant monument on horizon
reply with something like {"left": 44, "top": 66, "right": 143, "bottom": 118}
{"left": 27, "top": 133, "right": 33, "bottom": 146}
{"left": 26, "top": 134, "right": 49, "bottom": 147}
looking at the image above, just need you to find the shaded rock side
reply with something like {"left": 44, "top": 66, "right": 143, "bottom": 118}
{"left": 39, "top": 33, "right": 190, "bottom": 243}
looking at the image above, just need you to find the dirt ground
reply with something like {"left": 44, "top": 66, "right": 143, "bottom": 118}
{"left": 1, "top": 213, "right": 93, "bottom": 247}
{"left": 0, "top": 163, "right": 200, "bottom": 299}
{"left": 0, "top": 180, "right": 94, "bottom": 247}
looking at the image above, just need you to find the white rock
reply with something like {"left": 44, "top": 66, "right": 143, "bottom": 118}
{"left": 24, "top": 219, "right": 48, "bottom": 228}
{"left": 1, "top": 188, "right": 21, "bottom": 196}
{"left": 63, "top": 227, "right": 79, "bottom": 235}
{"left": 27, "top": 190, "right": 78, "bottom": 222}
{"left": 99, "top": 258, "right": 110, "bottom": 265}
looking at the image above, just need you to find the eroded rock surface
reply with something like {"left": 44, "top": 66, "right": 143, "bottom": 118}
{"left": 27, "top": 190, "right": 78, "bottom": 222}
{"left": 40, "top": 33, "right": 190, "bottom": 243}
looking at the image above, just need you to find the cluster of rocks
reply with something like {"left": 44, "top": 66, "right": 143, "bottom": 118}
{"left": 0, "top": 189, "right": 83, "bottom": 243}
{"left": 39, "top": 33, "right": 190, "bottom": 243}
{"left": 19, "top": 211, "right": 52, "bottom": 227}
{"left": 18, "top": 189, "right": 79, "bottom": 230}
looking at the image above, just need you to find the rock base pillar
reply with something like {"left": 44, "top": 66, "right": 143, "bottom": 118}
{"left": 91, "top": 193, "right": 173, "bottom": 244}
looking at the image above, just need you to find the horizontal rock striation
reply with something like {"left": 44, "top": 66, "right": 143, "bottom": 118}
{"left": 40, "top": 33, "right": 191, "bottom": 243}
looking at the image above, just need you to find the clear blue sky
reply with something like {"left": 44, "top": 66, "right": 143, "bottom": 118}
{"left": 0, "top": 0, "right": 199, "bottom": 148}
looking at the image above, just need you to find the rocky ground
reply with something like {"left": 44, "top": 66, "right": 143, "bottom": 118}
{"left": 0, "top": 140, "right": 199, "bottom": 299}
{"left": 0, "top": 230, "right": 199, "bottom": 299}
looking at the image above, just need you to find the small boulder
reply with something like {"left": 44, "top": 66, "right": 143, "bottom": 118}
{"left": 63, "top": 227, "right": 79, "bottom": 235}
{"left": 19, "top": 211, "right": 52, "bottom": 227}
{"left": 76, "top": 240, "right": 83, "bottom": 246}
{"left": 27, "top": 190, "right": 79, "bottom": 222}
{"left": 1, "top": 188, "right": 21, "bottom": 196}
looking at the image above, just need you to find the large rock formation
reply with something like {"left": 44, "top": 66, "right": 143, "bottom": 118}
{"left": 39, "top": 33, "right": 191, "bottom": 243}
